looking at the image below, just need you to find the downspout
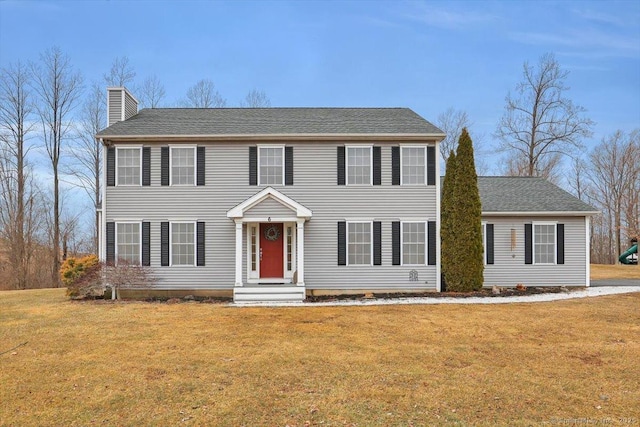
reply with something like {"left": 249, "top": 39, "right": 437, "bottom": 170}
{"left": 99, "top": 138, "right": 115, "bottom": 300}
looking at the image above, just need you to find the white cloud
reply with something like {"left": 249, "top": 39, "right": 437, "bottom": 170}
{"left": 402, "top": 2, "right": 498, "bottom": 30}
{"left": 571, "top": 8, "right": 631, "bottom": 27}
{"left": 509, "top": 27, "right": 640, "bottom": 59}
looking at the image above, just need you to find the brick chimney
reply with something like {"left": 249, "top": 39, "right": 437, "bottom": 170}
{"left": 107, "top": 87, "right": 138, "bottom": 127}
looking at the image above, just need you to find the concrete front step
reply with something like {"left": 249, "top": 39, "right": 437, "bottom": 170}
{"left": 233, "top": 286, "right": 306, "bottom": 303}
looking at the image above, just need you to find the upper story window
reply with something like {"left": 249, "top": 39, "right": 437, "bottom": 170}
{"left": 116, "top": 147, "right": 141, "bottom": 186}
{"left": 401, "top": 147, "right": 426, "bottom": 185}
{"left": 116, "top": 222, "right": 140, "bottom": 265}
{"left": 347, "top": 146, "right": 372, "bottom": 185}
{"left": 171, "top": 222, "right": 195, "bottom": 266}
{"left": 534, "top": 223, "right": 556, "bottom": 264}
{"left": 171, "top": 147, "right": 195, "bottom": 185}
{"left": 402, "top": 222, "right": 426, "bottom": 265}
{"left": 348, "top": 221, "right": 372, "bottom": 265}
{"left": 258, "top": 147, "right": 284, "bottom": 185}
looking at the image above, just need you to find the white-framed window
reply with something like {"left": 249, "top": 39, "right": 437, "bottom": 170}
{"left": 170, "top": 222, "right": 195, "bottom": 266}
{"left": 534, "top": 223, "right": 556, "bottom": 264}
{"left": 116, "top": 147, "right": 141, "bottom": 186}
{"left": 401, "top": 146, "right": 426, "bottom": 185}
{"left": 286, "top": 225, "right": 293, "bottom": 271}
{"left": 402, "top": 222, "right": 426, "bottom": 265}
{"left": 170, "top": 146, "right": 196, "bottom": 185}
{"left": 346, "top": 146, "right": 372, "bottom": 185}
{"left": 347, "top": 221, "right": 372, "bottom": 265}
{"left": 258, "top": 146, "right": 284, "bottom": 185}
{"left": 116, "top": 222, "right": 141, "bottom": 265}
{"left": 250, "top": 225, "right": 258, "bottom": 273}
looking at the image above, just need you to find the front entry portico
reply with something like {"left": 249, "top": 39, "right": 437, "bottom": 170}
{"left": 227, "top": 187, "right": 312, "bottom": 302}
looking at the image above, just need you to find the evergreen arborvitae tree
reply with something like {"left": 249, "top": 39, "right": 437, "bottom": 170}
{"left": 440, "top": 150, "right": 457, "bottom": 291}
{"left": 443, "top": 129, "right": 484, "bottom": 291}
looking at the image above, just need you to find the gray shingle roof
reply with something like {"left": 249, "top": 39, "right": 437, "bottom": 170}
{"left": 441, "top": 176, "right": 597, "bottom": 214}
{"left": 97, "top": 108, "right": 443, "bottom": 137}
{"left": 476, "top": 177, "right": 597, "bottom": 214}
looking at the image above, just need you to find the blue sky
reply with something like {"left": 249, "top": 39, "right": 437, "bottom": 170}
{"left": 1, "top": 0, "right": 639, "bottom": 170}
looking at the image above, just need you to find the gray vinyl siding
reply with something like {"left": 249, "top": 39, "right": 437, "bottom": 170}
{"left": 244, "top": 197, "right": 293, "bottom": 219}
{"left": 108, "top": 90, "right": 122, "bottom": 126}
{"left": 482, "top": 216, "right": 588, "bottom": 287}
{"left": 105, "top": 141, "right": 439, "bottom": 290}
{"left": 124, "top": 92, "right": 137, "bottom": 120}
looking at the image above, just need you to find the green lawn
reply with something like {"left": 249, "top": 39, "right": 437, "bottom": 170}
{"left": 1, "top": 288, "right": 639, "bottom": 426}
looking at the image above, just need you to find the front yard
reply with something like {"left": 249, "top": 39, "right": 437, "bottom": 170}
{"left": 591, "top": 263, "right": 640, "bottom": 280}
{"left": 1, "top": 288, "right": 639, "bottom": 426}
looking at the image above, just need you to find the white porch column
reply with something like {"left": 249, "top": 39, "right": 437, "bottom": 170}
{"left": 234, "top": 220, "right": 243, "bottom": 287}
{"left": 296, "top": 219, "right": 305, "bottom": 286}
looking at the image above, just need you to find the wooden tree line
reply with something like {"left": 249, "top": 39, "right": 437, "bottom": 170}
{"left": 0, "top": 50, "right": 271, "bottom": 290}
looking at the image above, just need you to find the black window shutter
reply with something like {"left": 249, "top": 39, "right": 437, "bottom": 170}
{"left": 337, "top": 222, "right": 346, "bottom": 265}
{"left": 337, "top": 146, "right": 345, "bottom": 185}
{"left": 427, "top": 146, "right": 436, "bottom": 185}
{"left": 557, "top": 224, "right": 565, "bottom": 265}
{"left": 197, "top": 222, "right": 205, "bottom": 266}
{"left": 392, "top": 221, "right": 401, "bottom": 265}
{"left": 142, "top": 147, "right": 151, "bottom": 186}
{"left": 106, "top": 222, "right": 115, "bottom": 264}
{"left": 197, "top": 147, "right": 205, "bottom": 186}
{"left": 391, "top": 146, "right": 400, "bottom": 185}
{"left": 142, "top": 222, "right": 150, "bottom": 266}
{"left": 486, "top": 223, "right": 494, "bottom": 265}
{"left": 428, "top": 221, "right": 437, "bottom": 265}
{"left": 161, "top": 147, "right": 169, "bottom": 186}
{"left": 525, "top": 224, "right": 533, "bottom": 264}
{"left": 249, "top": 146, "right": 258, "bottom": 185}
{"left": 373, "top": 146, "right": 381, "bottom": 185}
{"left": 285, "top": 146, "right": 294, "bottom": 185}
{"left": 106, "top": 147, "right": 115, "bottom": 187}
{"left": 161, "top": 222, "right": 169, "bottom": 266}
{"left": 373, "top": 221, "right": 382, "bottom": 265}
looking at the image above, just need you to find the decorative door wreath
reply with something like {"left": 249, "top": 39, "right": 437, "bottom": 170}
{"left": 264, "top": 225, "right": 281, "bottom": 241}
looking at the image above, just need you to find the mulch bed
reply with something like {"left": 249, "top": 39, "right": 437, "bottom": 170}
{"left": 78, "top": 286, "right": 580, "bottom": 304}
{"left": 305, "top": 286, "right": 576, "bottom": 303}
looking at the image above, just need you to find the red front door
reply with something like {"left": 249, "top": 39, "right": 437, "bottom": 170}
{"left": 260, "top": 223, "right": 284, "bottom": 278}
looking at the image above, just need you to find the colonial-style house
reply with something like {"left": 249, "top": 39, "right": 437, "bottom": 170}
{"left": 96, "top": 87, "right": 597, "bottom": 302}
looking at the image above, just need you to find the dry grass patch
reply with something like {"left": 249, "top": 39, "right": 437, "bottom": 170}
{"left": 1, "top": 289, "right": 639, "bottom": 426}
{"left": 591, "top": 263, "right": 640, "bottom": 280}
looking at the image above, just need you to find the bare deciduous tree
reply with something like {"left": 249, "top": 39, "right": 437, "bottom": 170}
{"left": 137, "top": 74, "right": 166, "bottom": 108}
{"left": 103, "top": 56, "right": 136, "bottom": 87}
{"left": 502, "top": 151, "right": 563, "bottom": 185}
{"left": 587, "top": 130, "right": 640, "bottom": 263}
{"left": 30, "top": 46, "right": 83, "bottom": 286}
{"left": 66, "top": 82, "right": 104, "bottom": 253}
{"left": 436, "top": 108, "right": 470, "bottom": 162}
{"left": 621, "top": 131, "right": 640, "bottom": 244}
{"left": 0, "top": 61, "right": 36, "bottom": 289}
{"left": 566, "top": 155, "right": 591, "bottom": 201}
{"left": 0, "top": 155, "right": 50, "bottom": 289}
{"left": 436, "top": 108, "right": 489, "bottom": 174}
{"left": 240, "top": 89, "right": 271, "bottom": 108}
{"left": 182, "top": 79, "right": 226, "bottom": 108}
{"left": 495, "top": 53, "right": 594, "bottom": 177}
